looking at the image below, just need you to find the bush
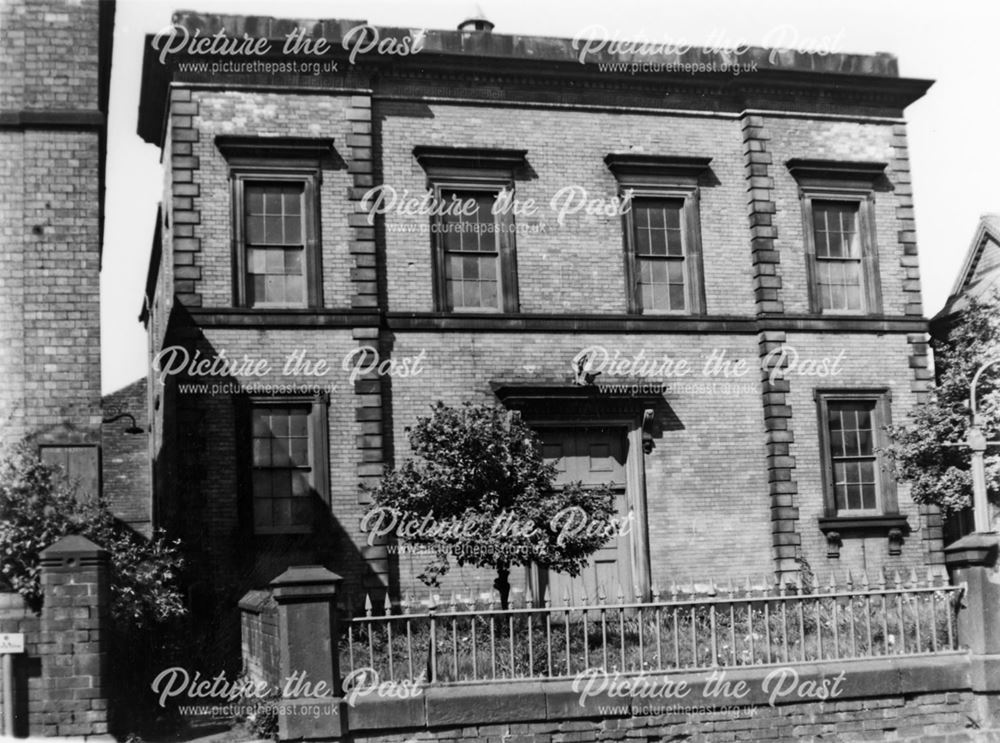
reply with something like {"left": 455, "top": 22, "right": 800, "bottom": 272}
{"left": 0, "top": 443, "right": 186, "bottom": 627}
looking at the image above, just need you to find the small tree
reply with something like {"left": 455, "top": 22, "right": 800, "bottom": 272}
{"left": 0, "top": 444, "right": 186, "bottom": 627}
{"left": 885, "top": 292, "right": 1000, "bottom": 521}
{"left": 369, "top": 402, "right": 617, "bottom": 608}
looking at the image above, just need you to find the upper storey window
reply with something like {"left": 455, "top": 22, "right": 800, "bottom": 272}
{"left": 787, "top": 159, "right": 887, "bottom": 316}
{"left": 605, "top": 154, "right": 712, "bottom": 315}
{"left": 217, "top": 136, "right": 335, "bottom": 309}
{"left": 414, "top": 146, "right": 529, "bottom": 314}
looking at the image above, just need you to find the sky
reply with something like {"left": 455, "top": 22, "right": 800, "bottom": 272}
{"left": 99, "top": 0, "right": 1000, "bottom": 393}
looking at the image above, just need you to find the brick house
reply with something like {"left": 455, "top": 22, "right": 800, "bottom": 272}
{"left": 929, "top": 214, "right": 1000, "bottom": 543}
{"left": 931, "top": 214, "right": 1000, "bottom": 336}
{"left": 137, "top": 12, "right": 940, "bottom": 626}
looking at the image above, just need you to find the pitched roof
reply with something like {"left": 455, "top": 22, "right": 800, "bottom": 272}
{"left": 932, "top": 214, "right": 1000, "bottom": 326}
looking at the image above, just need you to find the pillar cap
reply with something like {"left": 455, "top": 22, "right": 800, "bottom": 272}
{"left": 945, "top": 532, "right": 999, "bottom": 568}
{"left": 39, "top": 534, "right": 109, "bottom": 569}
{"left": 270, "top": 565, "right": 342, "bottom": 601}
{"left": 271, "top": 565, "right": 342, "bottom": 587}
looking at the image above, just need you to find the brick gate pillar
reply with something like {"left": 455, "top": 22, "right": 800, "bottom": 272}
{"left": 271, "top": 565, "right": 344, "bottom": 740}
{"left": 38, "top": 534, "right": 110, "bottom": 737}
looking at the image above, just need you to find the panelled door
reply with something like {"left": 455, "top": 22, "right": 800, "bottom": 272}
{"left": 537, "top": 426, "right": 634, "bottom": 605}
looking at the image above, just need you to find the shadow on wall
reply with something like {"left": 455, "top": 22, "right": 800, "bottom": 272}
{"left": 151, "top": 305, "right": 394, "bottom": 674}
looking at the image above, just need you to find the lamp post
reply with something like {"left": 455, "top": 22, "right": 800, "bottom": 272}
{"left": 967, "top": 357, "right": 1000, "bottom": 533}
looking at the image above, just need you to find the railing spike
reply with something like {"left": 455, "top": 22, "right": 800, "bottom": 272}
{"left": 364, "top": 592, "right": 373, "bottom": 617}
{"left": 543, "top": 585, "right": 551, "bottom": 608}
{"left": 893, "top": 569, "right": 902, "bottom": 590}
{"left": 778, "top": 579, "right": 786, "bottom": 597}
{"left": 526, "top": 590, "right": 534, "bottom": 609}
{"left": 634, "top": 584, "right": 642, "bottom": 603}
{"left": 670, "top": 579, "right": 678, "bottom": 599}
{"left": 401, "top": 592, "right": 410, "bottom": 614}
{"left": 727, "top": 578, "right": 735, "bottom": 598}
{"left": 827, "top": 572, "right": 836, "bottom": 593}
{"left": 909, "top": 567, "right": 919, "bottom": 589}
{"left": 861, "top": 570, "right": 869, "bottom": 591}
{"left": 429, "top": 589, "right": 437, "bottom": 610}
{"left": 562, "top": 587, "right": 570, "bottom": 608}
{"left": 745, "top": 575, "right": 753, "bottom": 596}
{"left": 384, "top": 592, "right": 392, "bottom": 615}
{"left": 846, "top": 570, "right": 853, "bottom": 591}
{"left": 926, "top": 567, "right": 935, "bottom": 588}
{"left": 598, "top": 584, "right": 607, "bottom": 604}
{"left": 651, "top": 585, "right": 661, "bottom": 603}
{"left": 616, "top": 586, "right": 625, "bottom": 605}
{"left": 449, "top": 592, "right": 457, "bottom": 611}
{"left": 877, "top": 567, "right": 886, "bottom": 590}
{"left": 811, "top": 573, "right": 820, "bottom": 594}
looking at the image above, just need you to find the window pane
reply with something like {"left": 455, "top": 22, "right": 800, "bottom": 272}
{"left": 640, "top": 283, "right": 654, "bottom": 311}
{"left": 668, "top": 283, "right": 685, "bottom": 311}
{"left": 273, "top": 498, "right": 292, "bottom": 528}
{"left": 289, "top": 437, "right": 309, "bottom": 467}
{"left": 285, "top": 276, "right": 305, "bottom": 304}
{"left": 634, "top": 200, "right": 683, "bottom": 258}
{"left": 291, "top": 473, "right": 311, "bottom": 497}
{"left": 253, "top": 499, "right": 271, "bottom": 529}
{"left": 264, "top": 215, "right": 283, "bottom": 244}
{"left": 283, "top": 188, "right": 301, "bottom": 215}
{"left": 813, "top": 201, "right": 859, "bottom": 258}
{"left": 481, "top": 280, "right": 498, "bottom": 308}
{"left": 666, "top": 228, "right": 684, "bottom": 257}
{"left": 252, "top": 438, "right": 271, "bottom": 466}
{"left": 463, "top": 280, "right": 480, "bottom": 308}
{"left": 828, "top": 401, "right": 879, "bottom": 512}
{"left": 246, "top": 187, "right": 264, "bottom": 214}
{"left": 291, "top": 499, "right": 313, "bottom": 524}
{"left": 647, "top": 229, "right": 667, "bottom": 256}
{"left": 284, "top": 216, "right": 301, "bottom": 244}
{"left": 284, "top": 250, "right": 303, "bottom": 274}
{"left": 463, "top": 255, "right": 480, "bottom": 280}
{"left": 246, "top": 216, "right": 265, "bottom": 245}
{"left": 263, "top": 191, "right": 281, "bottom": 214}
{"left": 635, "top": 225, "right": 651, "bottom": 255}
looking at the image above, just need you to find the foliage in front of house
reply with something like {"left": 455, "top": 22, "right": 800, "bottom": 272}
{"left": 369, "top": 402, "right": 617, "bottom": 607}
{"left": 886, "top": 292, "right": 1000, "bottom": 516}
{"left": 0, "top": 443, "right": 186, "bottom": 628}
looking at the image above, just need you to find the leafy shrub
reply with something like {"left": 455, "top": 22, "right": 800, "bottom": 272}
{"left": 369, "top": 402, "right": 617, "bottom": 608}
{"left": 0, "top": 443, "right": 186, "bottom": 627}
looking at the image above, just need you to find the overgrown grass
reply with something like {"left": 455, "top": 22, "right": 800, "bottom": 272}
{"left": 340, "top": 590, "right": 961, "bottom": 684}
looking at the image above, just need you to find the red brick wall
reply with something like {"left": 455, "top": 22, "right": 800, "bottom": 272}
{"left": 379, "top": 103, "right": 754, "bottom": 316}
{"left": 348, "top": 691, "right": 985, "bottom": 743}
{"left": 102, "top": 378, "right": 152, "bottom": 535}
{"left": 0, "top": 0, "right": 107, "bottom": 449}
{"left": 145, "top": 61, "right": 940, "bottom": 615}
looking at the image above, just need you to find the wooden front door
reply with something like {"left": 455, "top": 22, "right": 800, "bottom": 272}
{"left": 536, "top": 426, "right": 634, "bottom": 605}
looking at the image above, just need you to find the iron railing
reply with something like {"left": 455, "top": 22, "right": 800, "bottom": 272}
{"left": 341, "top": 570, "right": 964, "bottom": 686}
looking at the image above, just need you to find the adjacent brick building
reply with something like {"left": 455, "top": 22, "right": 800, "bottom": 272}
{"left": 0, "top": 0, "right": 114, "bottom": 496}
{"left": 101, "top": 378, "right": 153, "bottom": 536}
{"left": 137, "top": 12, "right": 940, "bottom": 630}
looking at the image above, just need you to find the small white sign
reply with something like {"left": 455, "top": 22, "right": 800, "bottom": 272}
{"left": 0, "top": 633, "right": 24, "bottom": 654}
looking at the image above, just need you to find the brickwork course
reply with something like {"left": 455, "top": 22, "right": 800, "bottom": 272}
{"left": 0, "top": 0, "right": 112, "bottom": 450}
{"left": 137, "top": 13, "right": 941, "bottom": 639}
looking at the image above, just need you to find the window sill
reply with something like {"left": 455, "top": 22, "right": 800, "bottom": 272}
{"left": 817, "top": 514, "right": 909, "bottom": 558}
